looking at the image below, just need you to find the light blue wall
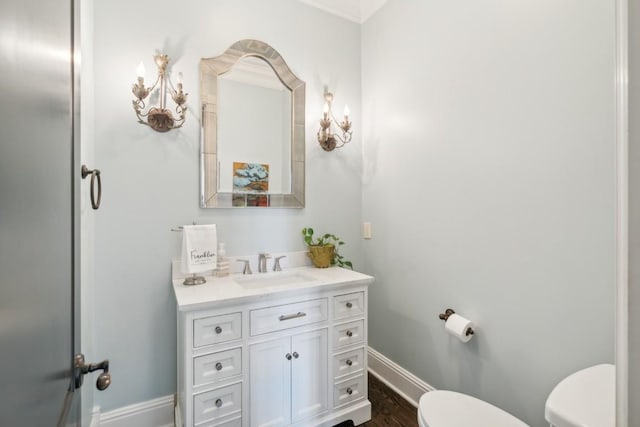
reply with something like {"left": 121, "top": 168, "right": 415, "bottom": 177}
{"left": 361, "top": 1, "right": 615, "bottom": 427}
{"left": 92, "top": 0, "right": 362, "bottom": 412}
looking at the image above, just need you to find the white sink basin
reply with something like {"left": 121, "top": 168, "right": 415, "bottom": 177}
{"left": 233, "top": 271, "right": 317, "bottom": 289}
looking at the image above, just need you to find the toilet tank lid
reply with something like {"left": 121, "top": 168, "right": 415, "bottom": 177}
{"left": 544, "top": 364, "right": 615, "bottom": 427}
{"left": 419, "top": 391, "right": 528, "bottom": 427}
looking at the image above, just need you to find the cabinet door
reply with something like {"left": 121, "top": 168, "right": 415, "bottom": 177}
{"left": 250, "top": 337, "right": 291, "bottom": 427}
{"left": 291, "top": 329, "right": 328, "bottom": 423}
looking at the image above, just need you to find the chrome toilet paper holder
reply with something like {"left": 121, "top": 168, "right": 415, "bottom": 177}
{"left": 438, "top": 308, "right": 475, "bottom": 336}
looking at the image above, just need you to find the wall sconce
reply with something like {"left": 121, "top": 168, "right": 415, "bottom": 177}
{"left": 131, "top": 54, "right": 187, "bottom": 132}
{"left": 317, "top": 90, "right": 352, "bottom": 151}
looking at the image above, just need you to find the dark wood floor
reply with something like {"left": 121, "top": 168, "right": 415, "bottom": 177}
{"left": 359, "top": 372, "right": 419, "bottom": 427}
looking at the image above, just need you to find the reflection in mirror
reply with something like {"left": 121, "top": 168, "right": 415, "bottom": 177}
{"left": 217, "top": 58, "right": 292, "bottom": 194}
{"left": 200, "top": 40, "right": 305, "bottom": 208}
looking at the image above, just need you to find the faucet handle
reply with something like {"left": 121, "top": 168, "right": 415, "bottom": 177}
{"left": 236, "top": 259, "right": 252, "bottom": 275}
{"left": 273, "top": 255, "right": 287, "bottom": 272}
{"left": 259, "top": 253, "right": 271, "bottom": 259}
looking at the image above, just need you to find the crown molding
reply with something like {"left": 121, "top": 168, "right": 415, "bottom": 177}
{"left": 299, "top": 0, "right": 388, "bottom": 24}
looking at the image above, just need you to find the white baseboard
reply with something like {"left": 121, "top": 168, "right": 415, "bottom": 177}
{"left": 91, "top": 395, "right": 175, "bottom": 427}
{"left": 89, "top": 406, "right": 100, "bottom": 427}
{"left": 367, "top": 346, "right": 434, "bottom": 407}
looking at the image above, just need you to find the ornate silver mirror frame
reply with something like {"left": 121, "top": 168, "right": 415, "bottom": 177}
{"left": 200, "top": 39, "right": 305, "bottom": 208}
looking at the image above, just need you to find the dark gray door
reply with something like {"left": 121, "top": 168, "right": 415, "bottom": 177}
{"left": 0, "top": 0, "right": 80, "bottom": 425}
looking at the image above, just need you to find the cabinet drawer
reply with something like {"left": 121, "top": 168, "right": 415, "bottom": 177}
{"left": 194, "top": 347, "right": 242, "bottom": 387}
{"left": 332, "top": 319, "right": 364, "bottom": 349}
{"left": 333, "top": 375, "right": 365, "bottom": 408}
{"left": 197, "top": 417, "right": 242, "bottom": 427}
{"left": 333, "top": 292, "right": 364, "bottom": 320}
{"left": 194, "top": 313, "right": 242, "bottom": 348}
{"left": 193, "top": 382, "right": 242, "bottom": 425}
{"left": 250, "top": 298, "right": 328, "bottom": 336}
{"left": 333, "top": 347, "right": 364, "bottom": 380}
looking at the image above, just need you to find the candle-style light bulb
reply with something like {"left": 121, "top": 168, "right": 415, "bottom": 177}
{"left": 323, "top": 102, "right": 330, "bottom": 119}
{"left": 343, "top": 104, "right": 350, "bottom": 120}
{"left": 136, "top": 61, "right": 145, "bottom": 81}
{"left": 177, "top": 72, "right": 183, "bottom": 85}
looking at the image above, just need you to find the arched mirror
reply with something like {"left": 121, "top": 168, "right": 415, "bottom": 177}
{"left": 200, "top": 39, "right": 305, "bottom": 208}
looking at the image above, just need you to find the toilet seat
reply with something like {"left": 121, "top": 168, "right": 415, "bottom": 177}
{"left": 418, "top": 390, "right": 529, "bottom": 427}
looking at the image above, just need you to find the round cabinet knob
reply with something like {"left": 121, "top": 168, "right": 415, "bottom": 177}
{"left": 215, "top": 326, "right": 222, "bottom": 334}
{"left": 293, "top": 352, "right": 299, "bottom": 359}
{"left": 215, "top": 398, "right": 223, "bottom": 408}
{"left": 346, "top": 330, "right": 353, "bottom": 337}
{"left": 285, "top": 353, "right": 292, "bottom": 360}
{"left": 346, "top": 302, "right": 353, "bottom": 308}
{"left": 346, "top": 387, "right": 353, "bottom": 395}
{"left": 346, "top": 359, "right": 353, "bottom": 367}
{"left": 215, "top": 362, "right": 223, "bottom": 371}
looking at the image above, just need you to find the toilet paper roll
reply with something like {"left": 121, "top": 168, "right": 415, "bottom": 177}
{"left": 445, "top": 313, "right": 475, "bottom": 343}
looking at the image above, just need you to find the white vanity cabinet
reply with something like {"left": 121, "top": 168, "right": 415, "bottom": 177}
{"left": 173, "top": 266, "right": 373, "bottom": 427}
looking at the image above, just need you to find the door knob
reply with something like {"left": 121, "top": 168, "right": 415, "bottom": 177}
{"left": 74, "top": 354, "right": 111, "bottom": 391}
{"left": 96, "top": 372, "right": 111, "bottom": 390}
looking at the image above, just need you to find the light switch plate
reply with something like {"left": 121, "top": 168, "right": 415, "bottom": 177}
{"left": 363, "top": 222, "right": 372, "bottom": 239}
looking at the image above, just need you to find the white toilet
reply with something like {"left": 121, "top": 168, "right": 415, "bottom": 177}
{"left": 418, "top": 390, "right": 528, "bottom": 427}
{"left": 417, "top": 364, "right": 614, "bottom": 427}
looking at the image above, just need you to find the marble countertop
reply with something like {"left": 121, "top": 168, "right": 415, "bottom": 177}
{"left": 172, "top": 266, "right": 374, "bottom": 311}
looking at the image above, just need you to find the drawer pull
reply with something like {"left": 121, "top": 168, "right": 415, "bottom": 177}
{"left": 215, "top": 398, "right": 223, "bottom": 408}
{"left": 293, "top": 352, "right": 299, "bottom": 359}
{"left": 346, "top": 359, "right": 353, "bottom": 366}
{"left": 346, "top": 302, "right": 353, "bottom": 308}
{"left": 346, "top": 330, "right": 353, "bottom": 337}
{"left": 346, "top": 387, "right": 353, "bottom": 395}
{"left": 215, "top": 362, "right": 222, "bottom": 371}
{"left": 286, "top": 353, "right": 292, "bottom": 360}
{"left": 279, "top": 312, "right": 307, "bottom": 321}
{"left": 215, "top": 326, "right": 222, "bottom": 334}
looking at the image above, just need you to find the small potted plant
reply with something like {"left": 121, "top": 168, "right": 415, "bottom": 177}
{"left": 302, "top": 227, "right": 353, "bottom": 269}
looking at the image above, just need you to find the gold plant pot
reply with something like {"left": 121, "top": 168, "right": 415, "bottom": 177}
{"left": 307, "top": 244, "right": 335, "bottom": 268}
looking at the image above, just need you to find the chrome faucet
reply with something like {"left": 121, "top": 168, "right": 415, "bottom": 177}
{"left": 258, "top": 253, "right": 271, "bottom": 273}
